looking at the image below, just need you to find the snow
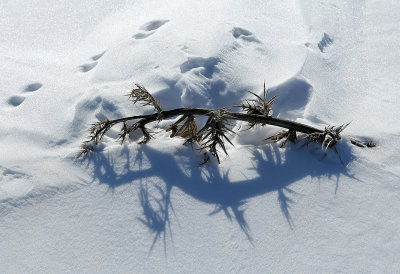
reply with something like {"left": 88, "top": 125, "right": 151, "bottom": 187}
{"left": 1, "top": 0, "right": 400, "bottom": 272}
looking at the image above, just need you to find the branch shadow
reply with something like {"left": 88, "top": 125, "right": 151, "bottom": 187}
{"left": 83, "top": 139, "right": 356, "bottom": 253}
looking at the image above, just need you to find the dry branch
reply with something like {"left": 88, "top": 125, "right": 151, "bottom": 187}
{"left": 79, "top": 83, "right": 374, "bottom": 163}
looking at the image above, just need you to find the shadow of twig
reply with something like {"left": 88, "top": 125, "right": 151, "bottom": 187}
{"left": 137, "top": 182, "right": 173, "bottom": 254}
{"left": 82, "top": 139, "right": 356, "bottom": 253}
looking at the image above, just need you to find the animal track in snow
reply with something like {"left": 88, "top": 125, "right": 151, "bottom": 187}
{"left": 24, "top": 82, "right": 42, "bottom": 92}
{"left": 133, "top": 20, "right": 169, "bottom": 40}
{"left": 140, "top": 20, "right": 169, "bottom": 31}
{"left": 318, "top": 33, "right": 333, "bottom": 52}
{"left": 7, "top": 95, "right": 25, "bottom": 107}
{"left": 79, "top": 51, "right": 106, "bottom": 72}
{"left": 6, "top": 82, "right": 43, "bottom": 107}
{"left": 232, "top": 27, "right": 261, "bottom": 43}
{"left": 79, "top": 62, "right": 98, "bottom": 72}
{"left": 180, "top": 57, "right": 220, "bottom": 78}
{"left": 133, "top": 32, "right": 154, "bottom": 39}
{"left": 91, "top": 51, "right": 105, "bottom": 61}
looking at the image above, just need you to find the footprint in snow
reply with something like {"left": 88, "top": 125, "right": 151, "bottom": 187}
{"left": 5, "top": 82, "right": 43, "bottom": 107}
{"left": 140, "top": 20, "right": 169, "bottom": 31}
{"left": 24, "top": 82, "right": 42, "bottom": 92}
{"left": 133, "top": 19, "right": 169, "bottom": 40}
{"left": 79, "top": 51, "right": 106, "bottom": 72}
{"left": 318, "top": 33, "right": 333, "bottom": 52}
{"left": 133, "top": 32, "right": 154, "bottom": 39}
{"left": 79, "top": 62, "right": 98, "bottom": 72}
{"left": 180, "top": 57, "right": 220, "bottom": 79}
{"left": 232, "top": 27, "right": 261, "bottom": 43}
{"left": 91, "top": 51, "right": 105, "bottom": 61}
{"left": 7, "top": 95, "right": 25, "bottom": 107}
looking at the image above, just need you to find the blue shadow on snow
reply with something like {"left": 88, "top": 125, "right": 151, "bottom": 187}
{"left": 84, "top": 139, "right": 356, "bottom": 252}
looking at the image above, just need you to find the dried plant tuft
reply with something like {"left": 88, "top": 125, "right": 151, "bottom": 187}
{"left": 195, "top": 108, "right": 235, "bottom": 163}
{"left": 267, "top": 129, "right": 297, "bottom": 148}
{"left": 167, "top": 115, "right": 198, "bottom": 139}
{"left": 304, "top": 123, "right": 350, "bottom": 151}
{"left": 127, "top": 84, "right": 162, "bottom": 113}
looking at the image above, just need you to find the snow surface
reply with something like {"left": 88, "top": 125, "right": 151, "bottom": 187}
{"left": 1, "top": 0, "right": 400, "bottom": 272}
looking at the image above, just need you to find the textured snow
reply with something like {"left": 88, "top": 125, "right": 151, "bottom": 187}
{"left": 1, "top": 0, "right": 400, "bottom": 272}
